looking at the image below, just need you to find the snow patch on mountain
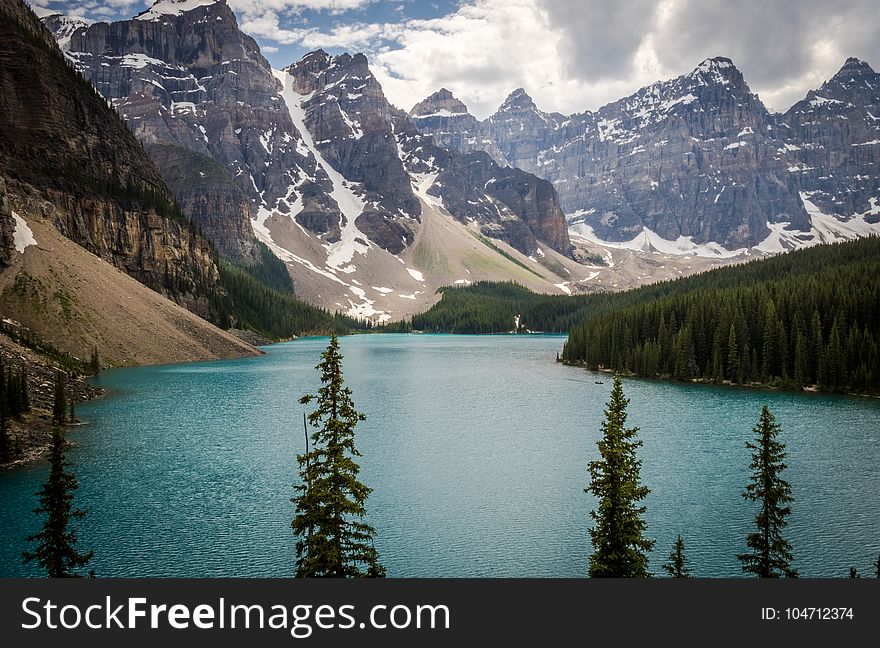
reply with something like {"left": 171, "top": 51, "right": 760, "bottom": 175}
{"left": 272, "top": 68, "right": 370, "bottom": 272}
{"left": 11, "top": 212, "right": 37, "bottom": 253}
{"left": 569, "top": 222, "right": 748, "bottom": 259}
{"left": 136, "top": 0, "right": 218, "bottom": 21}
{"left": 755, "top": 192, "right": 880, "bottom": 252}
{"left": 120, "top": 53, "right": 168, "bottom": 69}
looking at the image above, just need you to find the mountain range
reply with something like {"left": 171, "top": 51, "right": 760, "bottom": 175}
{"left": 25, "top": 0, "right": 880, "bottom": 324}
{"left": 0, "top": 0, "right": 256, "bottom": 364}
{"left": 413, "top": 57, "right": 880, "bottom": 255}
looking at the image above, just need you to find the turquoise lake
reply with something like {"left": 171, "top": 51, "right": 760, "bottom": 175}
{"left": 1, "top": 334, "right": 878, "bottom": 577}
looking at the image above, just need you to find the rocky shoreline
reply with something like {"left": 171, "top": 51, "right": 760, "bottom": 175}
{"left": 0, "top": 323, "right": 104, "bottom": 470}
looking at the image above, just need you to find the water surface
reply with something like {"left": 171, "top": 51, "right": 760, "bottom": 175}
{"left": 1, "top": 334, "right": 877, "bottom": 577}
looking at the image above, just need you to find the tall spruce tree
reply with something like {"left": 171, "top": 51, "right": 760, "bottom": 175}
{"left": 737, "top": 406, "right": 797, "bottom": 577}
{"left": 23, "top": 428, "right": 94, "bottom": 577}
{"left": 587, "top": 374, "right": 654, "bottom": 577}
{"left": 19, "top": 368, "right": 29, "bottom": 413}
{"left": 662, "top": 534, "right": 691, "bottom": 578}
{"left": 89, "top": 348, "right": 100, "bottom": 375}
{"left": 0, "top": 405, "right": 9, "bottom": 461}
{"left": 292, "top": 335, "right": 384, "bottom": 577}
{"left": 52, "top": 371, "right": 67, "bottom": 425}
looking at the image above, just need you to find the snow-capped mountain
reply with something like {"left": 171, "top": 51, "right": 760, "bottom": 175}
{"left": 253, "top": 52, "right": 581, "bottom": 321}
{"left": 44, "top": 0, "right": 582, "bottom": 320}
{"left": 774, "top": 57, "right": 880, "bottom": 248}
{"left": 45, "top": 0, "right": 308, "bottom": 262}
{"left": 409, "top": 89, "right": 508, "bottom": 165}
{"left": 38, "top": 13, "right": 88, "bottom": 50}
{"left": 415, "top": 57, "right": 880, "bottom": 256}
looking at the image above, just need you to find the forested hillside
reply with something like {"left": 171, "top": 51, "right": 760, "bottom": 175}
{"left": 410, "top": 282, "right": 596, "bottom": 333}
{"left": 412, "top": 238, "right": 879, "bottom": 393}
{"left": 562, "top": 237, "right": 880, "bottom": 394}
{"left": 211, "top": 257, "right": 363, "bottom": 339}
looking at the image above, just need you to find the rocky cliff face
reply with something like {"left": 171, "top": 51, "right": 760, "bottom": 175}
{"left": 0, "top": 177, "right": 15, "bottom": 271}
{"left": 484, "top": 88, "right": 565, "bottom": 172}
{"left": 284, "top": 50, "right": 421, "bottom": 254}
{"left": 145, "top": 143, "right": 257, "bottom": 262}
{"left": 779, "top": 57, "right": 880, "bottom": 224}
{"left": 47, "top": 0, "right": 573, "bottom": 264}
{"left": 0, "top": 0, "right": 221, "bottom": 314}
{"left": 554, "top": 57, "right": 808, "bottom": 247}
{"left": 417, "top": 56, "right": 880, "bottom": 252}
{"left": 409, "top": 89, "right": 508, "bottom": 165}
{"left": 49, "top": 0, "right": 312, "bottom": 262}
{"left": 270, "top": 50, "right": 573, "bottom": 259}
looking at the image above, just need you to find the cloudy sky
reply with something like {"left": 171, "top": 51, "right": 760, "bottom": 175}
{"left": 29, "top": 0, "right": 880, "bottom": 118}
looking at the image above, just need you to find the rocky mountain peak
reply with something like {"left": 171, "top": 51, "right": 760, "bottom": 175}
{"left": 285, "top": 49, "right": 376, "bottom": 96}
{"left": 409, "top": 88, "right": 508, "bottom": 165}
{"left": 410, "top": 88, "right": 470, "bottom": 118}
{"left": 686, "top": 56, "right": 745, "bottom": 89}
{"left": 836, "top": 56, "right": 876, "bottom": 77}
{"left": 136, "top": 0, "right": 224, "bottom": 21}
{"left": 819, "top": 57, "right": 879, "bottom": 101}
{"left": 500, "top": 87, "right": 537, "bottom": 111}
{"left": 39, "top": 13, "right": 88, "bottom": 50}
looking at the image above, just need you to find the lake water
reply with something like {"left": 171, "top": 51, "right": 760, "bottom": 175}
{"left": 1, "top": 334, "right": 878, "bottom": 577}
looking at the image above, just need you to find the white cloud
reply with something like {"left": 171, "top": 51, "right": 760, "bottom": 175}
{"left": 38, "top": 0, "right": 880, "bottom": 119}
{"left": 228, "top": 0, "right": 375, "bottom": 17}
{"left": 262, "top": 0, "right": 667, "bottom": 118}
{"left": 260, "top": 0, "right": 880, "bottom": 118}
{"left": 238, "top": 13, "right": 394, "bottom": 47}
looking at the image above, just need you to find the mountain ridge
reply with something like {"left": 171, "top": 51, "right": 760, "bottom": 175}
{"left": 412, "top": 55, "right": 880, "bottom": 255}
{"left": 45, "top": 2, "right": 581, "bottom": 321}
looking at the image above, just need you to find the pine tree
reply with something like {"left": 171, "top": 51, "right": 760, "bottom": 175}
{"left": 89, "top": 348, "right": 100, "bottom": 375}
{"left": 662, "top": 534, "right": 691, "bottom": 577}
{"left": 793, "top": 332, "right": 808, "bottom": 387}
{"left": 19, "top": 368, "right": 29, "bottom": 413}
{"left": 0, "top": 407, "right": 9, "bottom": 460}
{"left": 52, "top": 371, "right": 67, "bottom": 425}
{"left": 874, "top": 553, "right": 880, "bottom": 578}
{"left": 849, "top": 567, "right": 860, "bottom": 578}
{"left": 727, "top": 323, "right": 739, "bottom": 382}
{"left": 587, "top": 374, "right": 654, "bottom": 577}
{"left": 7, "top": 369, "right": 21, "bottom": 418}
{"left": 22, "top": 428, "right": 94, "bottom": 577}
{"left": 737, "top": 406, "right": 797, "bottom": 577}
{"left": 292, "top": 335, "right": 384, "bottom": 577}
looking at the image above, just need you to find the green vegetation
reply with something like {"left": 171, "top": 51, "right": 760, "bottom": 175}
{"left": 52, "top": 371, "right": 67, "bottom": 425}
{"left": 412, "top": 281, "right": 597, "bottom": 333}
{"left": 209, "top": 260, "right": 363, "bottom": 339}
{"left": 89, "top": 347, "right": 100, "bottom": 375}
{"left": 242, "top": 242, "right": 295, "bottom": 294}
{"left": 0, "top": 320, "right": 91, "bottom": 377}
{"left": 0, "top": 356, "right": 26, "bottom": 460}
{"left": 662, "top": 535, "right": 691, "bottom": 578}
{"left": 738, "top": 406, "right": 797, "bottom": 578}
{"left": 0, "top": 357, "right": 31, "bottom": 423}
{"left": 22, "top": 428, "right": 94, "bottom": 578}
{"left": 562, "top": 237, "right": 880, "bottom": 394}
{"left": 0, "top": 405, "right": 8, "bottom": 461}
{"left": 414, "top": 240, "right": 880, "bottom": 394}
{"left": 580, "top": 251, "right": 607, "bottom": 266}
{"left": 292, "top": 335, "right": 385, "bottom": 577}
{"left": 470, "top": 232, "right": 545, "bottom": 279}
{"left": 587, "top": 375, "right": 653, "bottom": 577}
